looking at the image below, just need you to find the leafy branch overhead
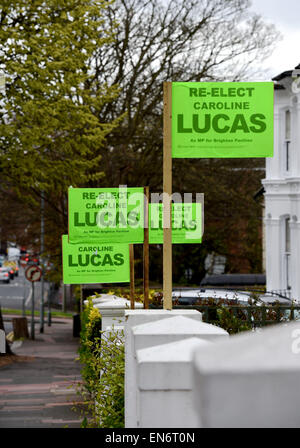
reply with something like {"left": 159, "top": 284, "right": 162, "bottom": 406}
{"left": 0, "top": 0, "right": 123, "bottom": 194}
{"left": 0, "top": 0, "right": 280, "bottom": 280}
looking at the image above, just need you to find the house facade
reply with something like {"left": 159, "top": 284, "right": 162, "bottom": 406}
{"left": 262, "top": 63, "right": 300, "bottom": 301}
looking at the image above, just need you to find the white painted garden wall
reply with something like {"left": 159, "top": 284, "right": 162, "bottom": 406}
{"left": 85, "top": 294, "right": 143, "bottom": 331}
{"left": 0, "top": 329, "right": 5, "bottom": 353}
{"left": 193, "top": 320, "right": 300, "bottom": 427}
{"left": 126, "top": 315, "right": 300, "bottom": 428}
{"left": 125, "top": 309, "right": 204, "bottom": 428}
{"left": 89, "top": 296, "right": 300, "bottom": 428}
{"left": 125, "top": 309, "right": 228, "bottom": 428}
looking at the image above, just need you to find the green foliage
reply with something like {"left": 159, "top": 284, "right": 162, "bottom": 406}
{"left": 0, "top": 0, "right": 125, "bottom": 280}
{"left": 191, "top": 297, "right": 252, "bottom": 334}
{"left": 182, "top": 296, "right": 297, "bottom": 334}
{"left": 78, "top": 298, "right": 102, "bottom": 393}
{"left": 0, "top": 0, "right": 122, "bottom": 196}
{"left": 149, "top": 292, "right": 299, "bottom": 334}
{"left": 91, "top": 0, "right": 280, "bottom": 280}
{"left": 77, "top": 297, "right": 124, "bottom": 428}
{"left": 0, "top": 0, "right": 281, "bottom": 283}
{"left": 215, "top": 305, "right": 252, "bottom": 334}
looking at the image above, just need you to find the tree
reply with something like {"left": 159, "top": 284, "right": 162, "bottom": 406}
{"left": 0, "top": 0, "right": 122, "bottom": 273}
{"left": 92, "top": 0, "right": 279, "bottom": 281}
{"left": 0, "top": 0, "right": 280, "bottom": 284}
{"left": 93, "top": 0, "right": 278, "bottom": 187}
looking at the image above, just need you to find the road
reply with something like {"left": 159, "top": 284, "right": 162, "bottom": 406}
{"left": 0, "top": 266, "right": 49, "bottom": 312}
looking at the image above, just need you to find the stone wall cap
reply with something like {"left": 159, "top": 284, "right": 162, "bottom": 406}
{"left": 137, "top": 337, "right": 212, "bottom": 390}
{"left": 125, "top": 309, "right": 201, "bottom": 316}
{"left": 94, "top": 298, "right": 143, "bottom": 309}
{"left": 132, "top": 315, "right": 228, "bottom": 335}
{"left": 137, "top": 337, "right": 212, "bottom": 363}
{"left": 84, "top": 294, "right": 124, "bottom": 305}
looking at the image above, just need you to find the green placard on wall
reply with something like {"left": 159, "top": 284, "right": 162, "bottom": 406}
{"left": 172, "top": 82, "right": 273, "bottom": 158}
{"left": 62, "top": 235, "right": 130, "bottom": 284}
{"left": 149, "top": 203, "right": 202, "bottom": 244}
{"left": 68, "top": 187, "right": 144, "bottom": 244}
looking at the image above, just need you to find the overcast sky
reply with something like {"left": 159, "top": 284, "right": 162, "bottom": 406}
{"left": 250, "top": 0, "right": 300, "bottom": 79}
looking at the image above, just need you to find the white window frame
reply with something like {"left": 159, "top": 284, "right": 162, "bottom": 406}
{"left": 281, "top": 216, "right": 291, "bottom": 291}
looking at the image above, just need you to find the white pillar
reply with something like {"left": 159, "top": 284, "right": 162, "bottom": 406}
{"left": 295, "top": 99, "right": 300, "bottom": 176}
{"left": 84, "top": 293, "right": 123, "bottom": 306}
{"left": 193, "top": 321, "right": 300, "bottom": 428}
{"left": 133, "top": 315, "right": 228, "bottom": 351}
{"left": 136, "top": 337, "right": 211, "bottom": 428}
{"left": 131, "top": 316, "right": 228, "bottom": 428}
{"left": 93, "top": 296, "right": 143, "bottom": 331}
{"left": 125, "top": 309, "right": 202, "bottom": 428}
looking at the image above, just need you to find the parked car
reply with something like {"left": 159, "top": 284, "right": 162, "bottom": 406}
{"left": 172, "top": 288, "right": 254, "bottom": 306}
{"left": 172, "top": 288, "right": 294, "bottom": 306}
{"left": 0, "top": 266, "right": 10, "bottom": 284}
{"left": 200, "top": 274, "right": 266, "bottom": 288}
{"left": 171, "top": 288, "right": 299, "bottom": 327}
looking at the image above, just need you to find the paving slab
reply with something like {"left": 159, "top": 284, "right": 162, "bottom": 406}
{"left": 0, "top": 317, "right": 86, "bottom": 428}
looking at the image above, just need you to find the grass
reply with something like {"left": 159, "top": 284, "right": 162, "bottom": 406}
{"left": 2, "top": 308, "right": 73, "bottom": 319}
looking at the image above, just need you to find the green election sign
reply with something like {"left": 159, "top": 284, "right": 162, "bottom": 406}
{"left": 172, "top": 82, "right": 273, "bottom": 158}
{"left": 149, "top": 203, "right": 202, "bottom": 244}
{"left": 68, "top": 187, "right": 144, "bottom": 244}
{"left": 62, "top": 235, "right": 130, "bottom": 284}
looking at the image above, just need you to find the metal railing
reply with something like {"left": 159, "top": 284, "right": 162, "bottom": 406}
{"left": 175, "top": 304, "right": 300, "bottom": 328}
{"left": 150, "top": 303, "right": 300, "bottom": 329}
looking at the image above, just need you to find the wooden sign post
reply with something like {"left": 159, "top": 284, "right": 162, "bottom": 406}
{"left": 163, "top": 82, "right": 173, "bottom": 310}
{"left": 80, "top": 284, "right": 83, "bottom": 314}
{"left": 143, "top": 186, "right": 150, "bottom": 309}
{"left": 130, "top": 244, "right": 135, "bottom": 309}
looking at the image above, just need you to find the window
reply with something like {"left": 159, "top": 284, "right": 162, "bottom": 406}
{"left": 284, "top": 110, "right": 291, "bottom": 172}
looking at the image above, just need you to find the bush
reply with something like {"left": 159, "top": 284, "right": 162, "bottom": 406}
{"left": 101, "top": 286, "right": 158, "bottom": 304}
{"left": 77, "top": 297, "right": 125, "bottom": 428}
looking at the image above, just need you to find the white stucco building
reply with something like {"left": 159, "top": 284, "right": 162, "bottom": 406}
{"left": 262, "top": 63, "right": 300, "bottom": 302}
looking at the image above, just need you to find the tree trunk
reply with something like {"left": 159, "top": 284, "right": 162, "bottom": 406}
{"left": 12, "top": 317, "right": 29, "bottom": 339}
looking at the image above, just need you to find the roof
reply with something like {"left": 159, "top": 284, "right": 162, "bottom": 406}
{"left": 272, "top": 62, "right": 300, "bottom": 84}
{"left": 272, "top": 70, "right": 292, "bottom": 82}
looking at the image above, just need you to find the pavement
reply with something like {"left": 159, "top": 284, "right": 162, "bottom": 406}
{"left": 0, "top": 316, "right": 86, "bottom": 428}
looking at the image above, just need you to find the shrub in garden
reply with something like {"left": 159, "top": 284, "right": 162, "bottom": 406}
{"left": 77, "top": 297, "right": 125, "bottom": 428}
{"left": 189, "top": 296, "right": 293, "bottom": 334}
